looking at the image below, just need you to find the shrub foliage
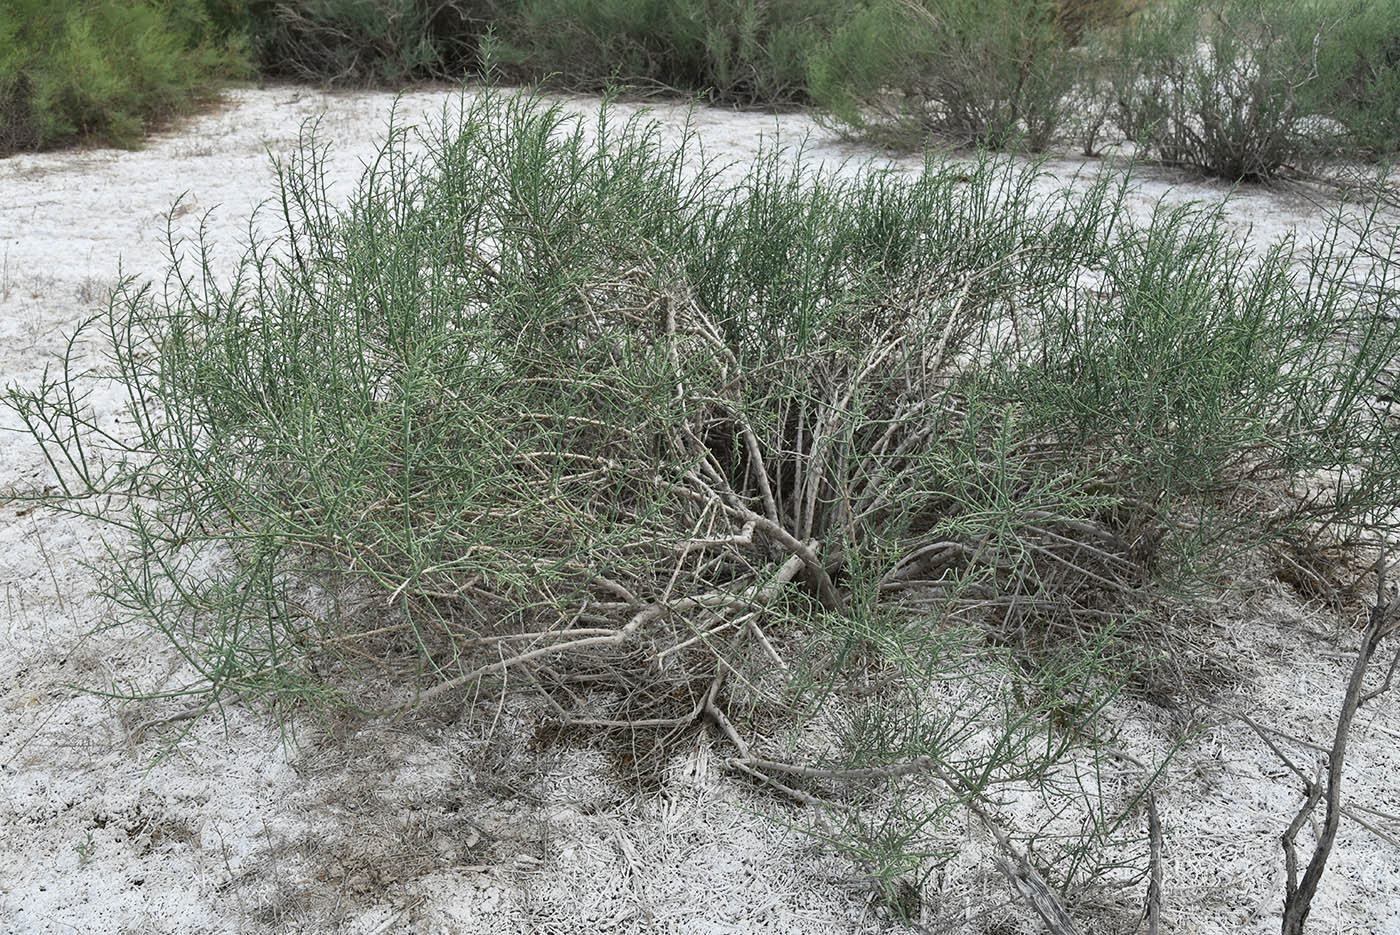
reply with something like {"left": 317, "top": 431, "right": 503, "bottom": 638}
{"left": 0, "top": 0, "right": 248, "bottom": 154}
{"left": 1108, "top": 0, "right": 1400, "bottom": 177}
{"left": 4, "top": 0, "right": 1398, "bottom": 179}
{"left": 809, "top": 0, "right": 1134, "bottom": 150}
{"left": 249, "top": 0, "right": 488, "bottom": 85}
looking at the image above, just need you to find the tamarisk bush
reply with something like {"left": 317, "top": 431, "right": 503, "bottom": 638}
{"left": 0, "top": 0, "right": 248, "bottom": 153}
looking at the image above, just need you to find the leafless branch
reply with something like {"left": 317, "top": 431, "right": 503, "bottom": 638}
{"left": 1146, "top": 793, "right": 1163, "bottom": 935}
{"left": 1280, "top": 545, "right": 1400, "bottom": 935}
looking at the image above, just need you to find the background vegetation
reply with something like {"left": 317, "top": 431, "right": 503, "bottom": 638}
{"left": 0, "top": 0, "right": 249, "bottom": 153}
{"left": 1107, "top": 0, "right": 1400, "bottom": 179}
{"left": 3, "top": 0, "right": 1397, "bottom": 177}
{"left": 808, "top": 0, "right": 1139, "bottom": 151}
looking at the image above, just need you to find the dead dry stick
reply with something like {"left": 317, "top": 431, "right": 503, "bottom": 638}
{"left": 1146, "top": 793, "right": 1163, "bottom": 935}
{"left": 683, "top": 469, "right": 845, "bottom": 610}
{"left": 729, "top": 760, "right": 830, "bottom": 808}
{"left": 746, "top": 616, "right": 789, "bottom": 674}
{"left": 1236, "top": 709, "right": 1400, "bottom": 850}
{"left": 958, "top": 791, "right": 1084, "bottom": 935}
{"left": 129, "top": 699, "right": 213, "bottom": 743}
{"left": 1280, "top": 549, "right": 1400, "bottom": 935}
{"left": 411, "top": 552, "right": 810, "bottom": 710}
{"left": 408, "top": 598, "right": 696, "bottom": 709}
{"left": 733, "top": 755, "right": 938, "bottom": 784}
{"left": 674, "top": 520, "right": 756, "bottom": 552}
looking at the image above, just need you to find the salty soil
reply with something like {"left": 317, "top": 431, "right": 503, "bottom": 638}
{"left": 2, "top": 86, "right": 1399, "bottom": 934}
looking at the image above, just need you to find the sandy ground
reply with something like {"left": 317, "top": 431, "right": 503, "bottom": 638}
{"left": 1, "top": 85, "right": 1398, "bottom": 935}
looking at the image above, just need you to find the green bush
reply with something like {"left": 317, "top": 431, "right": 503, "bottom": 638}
{"left": 1310, "top": 0, "right": 1400, "bottom": 158}
{"left": 1108, "top": 0, "right": 1400, "bottom": 179}
{"left": 4, "top": 0, "right": 1395, "bottom": 172}
{"left": 241, "top": 0, "right": 835, "bottom": 100}
{"left": 0, "top": 0, "right": 249, "bottom": 154}
{"left": 484, "top": 0, "right": 837, "bottom": 103}
{"left": 250, "top": 0, "right": 490, "bottom": 85}
{"left": 809, "top": 0, "right": 1135, "bottom": 151}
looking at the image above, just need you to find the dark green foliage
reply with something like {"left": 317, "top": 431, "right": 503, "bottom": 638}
{"left": 243, "top": 0, "right": 837, "bottom": 99}
{"left": 483, "top": 0, "right": 838, "bottom": 103}
{"left": 0, "top": 71, "right": 41, "bottom": 154}
{"left": 250, "top": 0, "right": 490, "bottom": 85}
{"left": 1311, "top": 0, "right": 1400, "bottom": 157}
{"left": 4, "top": 0, "right": 1396, "bottom": 172}
{"left": 222, "top": 0, "right": 838, "bottom": 99}
{"left": 0, "top": 0, "right": 249, "bottom": 153}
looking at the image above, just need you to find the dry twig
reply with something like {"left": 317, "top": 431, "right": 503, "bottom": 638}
{"left": 1280, "top": 548, "right": 1400, "bottom": 935}
{"left": 1146, "top": 792, "right": 1163, "bottom": 935}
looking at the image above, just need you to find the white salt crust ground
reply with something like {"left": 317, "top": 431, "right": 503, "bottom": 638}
{"left": 1, "top": 85, "right": 1398, "bottom": 935}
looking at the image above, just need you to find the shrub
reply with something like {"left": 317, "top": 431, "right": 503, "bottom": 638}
{"left": 0, "top": 71, "right": 41, "bottom": 154}
{"left": 0, "top": 0, "right": 249, "bottom": 154}
{"left": 1108, "top": 0, "right": 1399, "bottom": 178}
{"left": 242, "top": 0, "right": 836, "bottom": 100}
{"left": 809, "top": 0, "right": 1135, "bottom": 151}
{"left": 251, "top": 0, "right": 490, "bottom": 85}
{"left": 1309, "top": 0, "right": 1400, "bottom": 158}
{"left": 7, "top": 89, "right": 1398, "bottom": 914}
{"left": 485, "top": 0, "right": 838, "bottom": 103}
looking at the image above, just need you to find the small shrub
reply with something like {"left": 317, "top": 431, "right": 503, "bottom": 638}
{"left": 809, "top": 0, "right": 1134, "bottom": 151}
{"left": 242, "top": 0, "right": 837, "bottom": 100}
{"left": 477, "top": 0, "right": 713, "bottom": 92}
{"left": 485, "top": 0, "right": 837, "bottom": 103}
{"left": 1108, "top": 0, "right": 1399, "bottom": 179}
{"left": 0, "top": 72, "right": 42, "bottom": 154}
{"left": 1309, "top": 0, "right": 1400, "bottom": 158}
